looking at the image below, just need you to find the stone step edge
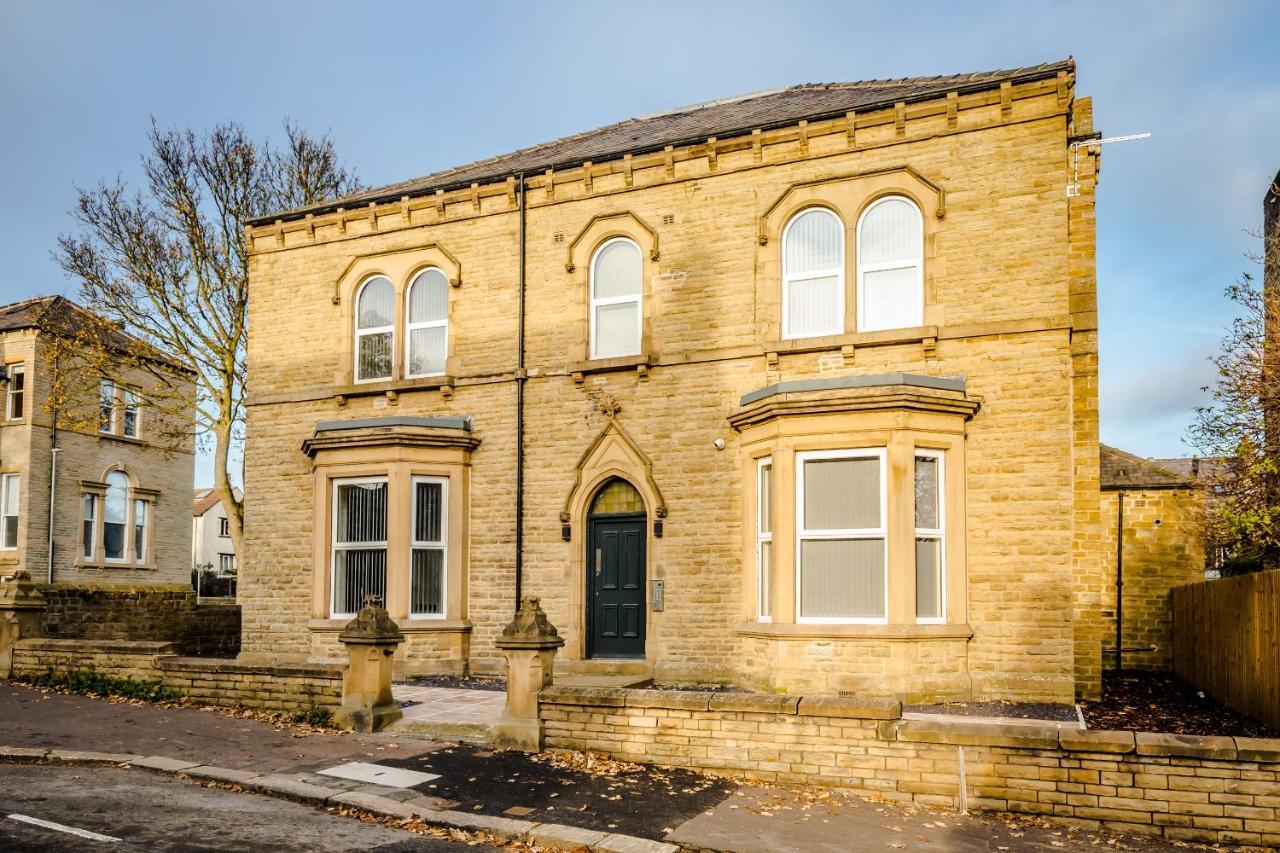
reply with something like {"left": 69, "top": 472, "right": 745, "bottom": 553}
{"left": 0, "top": 746, "right": 681, "bottom": 853}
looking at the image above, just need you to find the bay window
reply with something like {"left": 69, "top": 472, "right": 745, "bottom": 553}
{"left": 411, "top": 476, "right": 447, "bottom": 617}
{"left": 914, "top": 451, "right": 945, "bottom": 623}
{"left": 756, "top": 458, "right": 772, "bottom": 621}
{"left": 331, "top": 477, "right": 388, "bottom": 617}
{"left": 589, "top": 237, "right": 643, "bottom": 359}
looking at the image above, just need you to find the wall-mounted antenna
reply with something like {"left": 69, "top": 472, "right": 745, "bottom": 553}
{"left": 1068, "top": 132, "right": 1151, "bottom": 197}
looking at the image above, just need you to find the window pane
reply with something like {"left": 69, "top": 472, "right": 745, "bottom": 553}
{"left": 411, "top": 548, "right": 444, "bottom": 616}
{"left": 916, "top": 537, "right": 942, "bottom": 620}
{"left": 336, "top": 481, "right": 386, "bottom": 544}
{"left": 133, "top": 499, "right": 147, "bottom": 561}
{"left": 915, "top": 456, "right": 939, "bottom": 529}
{"left": 357, "top": 277, "right": 394, "bottom": 328}
{"left": 99, "top": 380, "right": 115, "bottom": 431}
{"left": 82, "top": 495, "right": 95, "bottom": 558}
{"left": 409, "top": 269, "right": 448, "bottom": 323}
{"left": 334, "top": 548, "right": 386, "bottom": 615}
{"left": 592, "top": 240, "right": 642, "bottom": 298}
{"left": 103, "top": 522, "right": 125, "bottom": 560}
{"left": 1, "top": 475, "right": 17, "bottom": 516}
{"left": 591, "top": 479, "right": 644, "bottom": 515}
{"left": 785, "top": 209, "right": 842, "bottom": 273}
{"left": 859, "top": 198, "right": 920, "bottom": 265}
{"left": 786, "top": 275, "right": 841, "bottom": 337}
{"left": 758, "top": 542, "right": 771, "bottom": 618}
{"left": 408, "top": 326, "right": 447, "bottom": 376}
{"left": 357, "top": 331, "right": 393, "bottom": 380}
{"left": 800, "top": 538, "right": 885, "bottom": 619}
{"left": 860, "top": 266, "right": 920, "bottom": 332}
{"left": 804, "top": 458, "right": 880, "bottom": 530}
{"left": 593, "top": 301, "right": 640, "bottom": 358}
{"left": 414, "top": 480, "right": 443, "bottom": 543}
{"left": 759, "top": 464, "right": 772, "bottom": 534}
{"left": 8, "top": 367, "right": 23, "bottom": 419}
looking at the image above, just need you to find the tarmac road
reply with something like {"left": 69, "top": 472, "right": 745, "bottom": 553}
{"left": 0, "top": 765, "right": 499, "bottom": 852}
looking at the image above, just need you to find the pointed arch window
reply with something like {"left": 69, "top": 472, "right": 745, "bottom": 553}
{"left": 590, "top": 238, "right": 643, "bottom": 359}
{"left": 856, "top": 196, "right": 924, "bottom": 332}
{"left": 355, "top": 275, "right": 394, "bottom": 382}
{"left": 406, "top": 268, "right": 448, "bottom": 378}
{"left": 782, "top": 207, "right": 844, "bottom": 339}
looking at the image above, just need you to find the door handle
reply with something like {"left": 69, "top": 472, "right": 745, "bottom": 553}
{"left": 595, "top": 548, "right": 602, "bottom": 577}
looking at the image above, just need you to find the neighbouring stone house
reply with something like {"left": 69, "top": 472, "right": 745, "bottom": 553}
{"left": 1098, "top": 445, "right": 1206, "bottom": 672}
{"left": 0, "top": 296, "right": 194, "bottom": 586}
{"left": 192, "top": 487, "right": 239, "bottom": 576}
{"left": 241, "top": 59, "right": 1108, "bottom": 702}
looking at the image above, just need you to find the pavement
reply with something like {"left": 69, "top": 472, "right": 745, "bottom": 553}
{"left": 0, "top": 682, "right": 1211, "bottom": 852}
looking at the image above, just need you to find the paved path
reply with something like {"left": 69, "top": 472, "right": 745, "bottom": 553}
{"left": 0, "top": 764, "right": 495, "bottom": 852}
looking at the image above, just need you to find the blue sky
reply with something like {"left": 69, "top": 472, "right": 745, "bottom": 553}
{"left": 2, "top": 1, "right": 1277, "bottom": 487}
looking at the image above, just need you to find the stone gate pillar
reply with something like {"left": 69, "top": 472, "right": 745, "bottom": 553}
{"left": 0, "top": 569, "right": 46, "bottom": 678}
{"left": 335, "top": 595, "right": 404, "bottom": 733}
{"left": 495, "top": 596, "right": 564, "bottom": 751}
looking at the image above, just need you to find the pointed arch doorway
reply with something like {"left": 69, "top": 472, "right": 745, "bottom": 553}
{"left": 585, "top": 478, "right": 647, "bottom": 659}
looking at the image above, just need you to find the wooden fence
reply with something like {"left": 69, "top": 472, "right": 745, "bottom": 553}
{"left": 1171, "top": 569, "right": 1280, "bottom": 732}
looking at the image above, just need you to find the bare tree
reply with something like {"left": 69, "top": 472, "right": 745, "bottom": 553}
{"left": 53, "top": 120, "right": 361, "bottom": 557}
{"left": 1189, "top": 202, "right": 1280, "bottom": 573}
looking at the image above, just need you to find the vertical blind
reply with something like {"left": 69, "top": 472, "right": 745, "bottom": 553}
{"left": 799, "top": 456, "right": 885, "bottom": 620}
{"left": 783, "top": 208, "right": 843, "bottom": 338}
{"left": 333, "top": 480, "right": 387, "bottom": 615}
{"left": 591, "top": 239, "right": 642, "bottom": 358}
{"left": 757, "top": 461, "right": 772, "bottom": 620}
{"left": 408, "top": 268, "right": 448, "bottom": 376}
{"left": 914, "top": 454, "right": 943, "bottom": 621}
{"left": 411, "top": 479, "right": 446, "bottom": 616}
{"left": 858, "top": 197, "right": 923, "bottom": 332}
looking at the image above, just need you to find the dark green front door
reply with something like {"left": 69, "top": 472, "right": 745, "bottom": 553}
{"left": 587, "top": 515, "right": 646, "bottom": 659}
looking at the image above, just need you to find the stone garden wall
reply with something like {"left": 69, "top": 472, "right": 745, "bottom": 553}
{"left": 540, "top": 685, "right": 1280, "bottom": 848}
{"left": 38, "top": 583, "right": 240, "bottom": 657}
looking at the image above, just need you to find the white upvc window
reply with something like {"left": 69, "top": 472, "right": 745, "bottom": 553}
{"left": 132, "top": 498, "right": 149, "bottom": 563}
{"left": 589, "top": 237, "right": 643, "bottom": 359}
{"left": 81, "top": 494, "right": 97, "bottom": 559}
{"left": 218, "top": 553, "right": 236, "bottom": 575}
{"left": 331, "top": 477, "right": 388, "bottom": 617}
{"left": 123, "top": 387, "right": 141, "bottom": 438}
{"left": 6, "top": 364, "right": 25, "bottom": 420}
{"left": 856, "top": 195, "right": 924, "bottom": 332}
{"left": 99, "top": 380, "right": 117, "bottom": 433}
{"left": 102, "top": 471, "right": 129, "bottom": 562}
{"left": 914, "top": 450, "right": 946, "bottom": 623}
{"left": 756, "top": 457, "right": 773, "bottom": 622}
{"left": 782, "top": 207, "right": 844, "bottom": 339}
{"left": 410, "top": 475, "right": 448, "bottom": 618}
{"left": 405, "top": 268, "right": 449, "bottom": 378}
{"left": 354, "top": 276, "right": 395, "bottom": 382}
{"left": 795, "top": 448, "right": 888, "bottom": 624}
{"left": 0, "top": 473, "right": 18, "bottom": 550}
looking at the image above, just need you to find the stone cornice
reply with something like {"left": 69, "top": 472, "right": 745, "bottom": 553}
{"left": 728, "top": 383, "right": 980, "bottom": 431}
{"left": 301, "top": 421, "right": 481, "bottom": 457}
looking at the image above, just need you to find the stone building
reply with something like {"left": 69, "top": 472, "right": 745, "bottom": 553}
{"left": 241, "top": 59, "right": 1107, "bottom": 702}
{"left": 0, "top": 296, "right": 194, "bottom": 586}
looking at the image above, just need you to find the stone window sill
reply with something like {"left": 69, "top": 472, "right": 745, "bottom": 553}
{"left": 308, "top": 617, "right": 472, "bottom": 633}
{"left": 568, "top": 353, "right": 653, "bottom": 380}
{"left": 736, "top": 621, "right": 972, "bottom": 641}
{"left": 333, "top": 375, "right": 454, "bottom": 400}
{"left": 97, "top": 432, "right": 147, "bottom": 447}
{"left": 75, "top": 560, "right": 156, "bottom": 571}
{"left": 765, "top": 326, "right": 938, "bottom": 356}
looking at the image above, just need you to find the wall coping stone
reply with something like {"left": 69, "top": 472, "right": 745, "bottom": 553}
{"left": 159, "top": 657, "right": 343, "bottom": 679}
{"left": 540, "top": 685, "right": 629, "bottom": 707}
{"left": 797, "top": 695, "right": 901, "bottom": 720}
{"left": 15, "top": 637, "right": 175, "bottom": 655}
{"left": 1234, "top": 737, "right": 1280, "bottom": 763}
{"left": 624, "top": 689, "right": 714, "bottom": 712}
{"left": 885, "top": 719, "right": 1061, "bottom": 749}
{"left": 1058, "top": 728, "right": 1135, "bottom": 754}
{"left": 38, "top": 583, "right": 194, "bottom": 594}
{"left": 1136, "top": 732, "right": 1238, "bottom": 761}
{"left": 707, "top": 693, "right": 801, "bottom": 714}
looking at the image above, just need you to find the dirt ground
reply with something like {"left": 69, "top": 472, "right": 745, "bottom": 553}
{"left": 1081, "top": 670, "right": 1275, "bottom": 737}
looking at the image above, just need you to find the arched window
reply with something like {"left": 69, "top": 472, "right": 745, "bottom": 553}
{"left": 355, "top": 275, "right": 394, "bottom": 381}
{"left": 856, "top": 196, "right": 924, "bottom": 332}
{"left": 590, "top": 478, "right": 645, "bottom": 515}
{"left": 590, "top": 238, "right": 642, "bottom": 359}
{"left": 406, "top": 268, "right": 448, "bottom": 377}
{"left": 782, "top": 207, "right": 844, "bottom": 339}
{"left": 103, "top": 471, "right": 129, "bottom": 562}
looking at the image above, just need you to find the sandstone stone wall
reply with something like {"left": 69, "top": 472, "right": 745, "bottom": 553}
{"left": 541, "top": 685, "right": 1280, "bottom": 848}
{"left": 39, "top": 583, "right": 240, "bottom": 657}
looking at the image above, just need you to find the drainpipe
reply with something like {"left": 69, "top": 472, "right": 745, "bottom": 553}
{"left": 514, "top": 172, "right": 526, "bottom": 612}
{"left": 1114, "top": 491, "right": 1124, "bottom": 672}
{"left": 47, "top": 439, "right": 59, "bottom": 584}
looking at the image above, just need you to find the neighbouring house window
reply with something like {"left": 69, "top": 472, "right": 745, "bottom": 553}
{"left": 589, "top": 237, "right": 643, "bottom": 359}
{"left": 757, "top": 458, "right": 772, "bottom": 621}
{"left": 782, "top": 207, "right": 844, "bottom": 339}
{"left": 796, "top": 449, "right": 887, "bottom": 623}
{"left": 5, "top": 365, "right": 24, "bottom": 420}
{"left": 218, "top": 516, "right": 229, "bottom": 537}
{"left": 406, "top": 268, "right": 448, "bottom": 377}
{"left": 355, "top": 276, "right": 394, "bottom": 382}
{"left": 99, "top": 380, "right": 117, "bottom": 433}
{"left": 915, "top": 452, "right": 945, "bottom": 622}
{"left": 331, "top": 478, "right": 387, "bottom": 617}
{"left": 856, "top": 196, "right": 924, "bottom": 332}
{"left": 0, "top": 473, "right": 18, "bottom": 550}
{"left": 103, "top": 471, "right": 129, "bottom": 561}
{"left": 218, "top": 553, "right": 235, "bottom": 575}
{"left": 82, "top": 494, "right": 97, "bottom": 559}
{"left": 123, "top": 387, "right": 141, "bottom": 438}
{"left": 133, "top": 498, "right": 149, "bottom": 563}
{"left": 410, "top": 476, "right": 447, "bottom": 618}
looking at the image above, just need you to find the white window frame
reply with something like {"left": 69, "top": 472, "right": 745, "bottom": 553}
{"left": 81, "top": 493, "right": 98, "bottom": 559}
{"left": 122, "top": 387, "right": 141, "bottom": 438}
{"left": 0, "top": 473, "right": 19, "bottom": 550}
{"left": 756, "top": 457, "right": 773, "bottom": 622}
{"left": 102, "top": 471, "right": 130, "bottom": 564}
{"left": 132, "top": 497, "right": 149, "bottom": 564}
{"left": 410, "top": 475, "right": 449, "bottom": 619}
{"left": 588, "top": 236, "right": 643, "bottom": 360}
{"left": 218, "top": 553, "right": 236, "bottom": 575}
{"left": 99, "top": 380, "right": 117, "bottom": 434}
{"left": 330, "top": 475, "right": 388, "bottom": 618}
{"left": 6, "top": 364, "right": 25, "bottom": 420}
{"left": 915, "top": 449, "right": 946, "bottom": 625}
{"left": 781, "top": 207, "right": 845, "bottom": 340}
{"left": 855, "top": 195, "right": 924, "bottom": 333}
{"left": 354, "top": 276, "right": 395, "bottom": 384}
{"left": 795, "top": 448, "right": 889, "bottom": 625}
{"left": 404, "top": 267, "right": 449, "bottom": 379}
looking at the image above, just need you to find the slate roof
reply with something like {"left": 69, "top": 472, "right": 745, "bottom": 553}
{"left": 252, "top": 59, "right": 1074, "bottom": 225}
{"left": 0, "top": 295, "right": 191, "bottom": 374}
{"left": 1100, "top": 444, "right": 1196, "bottom": 490}
{"left": 1151, "top": 456, "right": 1229, "bottom": 483}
